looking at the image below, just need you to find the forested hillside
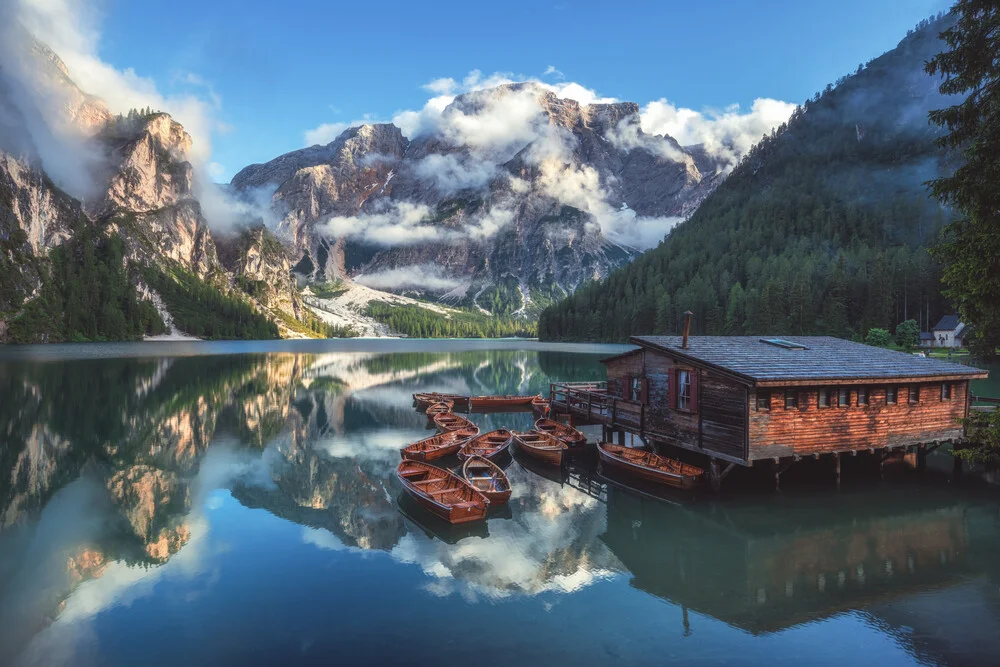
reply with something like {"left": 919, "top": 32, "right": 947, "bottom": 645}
{"left": 539, "top": 15, "right": 955, "bottom": 342}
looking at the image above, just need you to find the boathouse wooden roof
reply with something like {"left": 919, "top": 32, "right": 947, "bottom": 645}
{"left": 624, "top": 336, "right": 988, "bottom": 386}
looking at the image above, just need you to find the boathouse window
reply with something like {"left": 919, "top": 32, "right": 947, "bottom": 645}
{"left": 838, "top": 387, "right": 850, "bottom": 407}
{"left": 886, "top": 386, "right": 897, "bottom": 404}
{"left": 909, "top": 386, "right": 920, "bottom": 404}
{"left": 677, "top": 370, "right": 691, "bottom": 410}
{"left": 818, "top": 389, "right": 832, "bottom": 408}
{"left": 630, "top": 376, "right": 642, "bottom": 401}
{"left": 857, "top": 387, "right": 868, "bottom": 406}
{"left": 757, "top": 392, "right": 771, "bottom": 411}
{"left": 784, "top": 390, "right": 797, "bottom": 409}
{"left": 941, "top": 383, "right": 952, "bottom": 400}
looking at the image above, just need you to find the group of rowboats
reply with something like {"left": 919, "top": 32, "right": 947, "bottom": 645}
{"left": 400, "top": 391, "right": 705, "bottom": 524}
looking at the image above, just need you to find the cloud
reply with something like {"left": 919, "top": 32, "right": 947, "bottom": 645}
{"left": 355, "top": 264, "right": 464, "bottom": 292}
{"left": 410, "top": 153, "right": 498, "bottom": 194}
{"left": 543, "top": 65, "right": 565, "bottom": 80}
{"left": 322, "top": 201, "right": 443, "bottom": 246}
{"left": 2, "top": 0, "right": 229, "bottom": 202}
{"left": 639, "top": 97, "right": 797, "bottom": 170}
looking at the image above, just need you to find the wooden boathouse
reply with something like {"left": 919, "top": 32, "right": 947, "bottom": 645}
{"left": 550, "top": 328, "right": 988, "bottom": 488}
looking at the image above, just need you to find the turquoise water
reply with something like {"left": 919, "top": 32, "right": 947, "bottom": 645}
{"left": 0, "top": 340, "right": 998, "bottom": 666}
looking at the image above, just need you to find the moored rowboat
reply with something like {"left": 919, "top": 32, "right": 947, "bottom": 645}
{"left": 469, "top": 394, "right": 536, "bottom": 409}
{"left": 458, "top": 429, "right": 514, "bottom": 461}
{"left": 531, "top": 395, "right": 550, "bottom": 418}
{"left": 414, "top": 392, "right": 470, "bottom": 410}
{"left": 461, "top": 455, "right": 512, "bottom": 504}
{"left": 513, "top": 430, "right": 567, "bottom": 466}
{"left": 534, "top": 418, "right": 586, "bottom": 447}
{"left": 597, "top": 443, "right": 704, "bottom": 490}
{"left": 401, "top": 427, "right": 479, "bottom": 461}
{"left": 425, "top": 401, "right": 454, "bottom": 417}
{"left": 396, "top": 460, "right": 489, "bottom": 524}
{"left": 433, "top": 412, "right": 477, "bottom": 433}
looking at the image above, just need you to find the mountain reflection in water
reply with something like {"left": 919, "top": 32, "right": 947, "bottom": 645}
{"left": 0, "top": 341, "right": 998, "bottom": 667}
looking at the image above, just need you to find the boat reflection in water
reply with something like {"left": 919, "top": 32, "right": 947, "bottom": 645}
{"left": 0, "top": 341, "right": 997, "bottom": 666}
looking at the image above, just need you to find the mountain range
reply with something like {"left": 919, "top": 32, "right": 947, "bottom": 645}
{"left": 230, "top": 83, "right": 726, "bottom": 322}
{"left": 0, "top": 25, "right": 731, "bottom": 341}
{"left": 539, "top": 14, "right": 957, "bottom": 342}
{"left": 0, "top": 13, "right": 955, "bottom": 343}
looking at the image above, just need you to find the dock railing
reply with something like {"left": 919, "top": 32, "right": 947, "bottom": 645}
{"left": 971, "top": 395, "right": 1000, "bottom": 412}
{"left": 549, "top": 382, "right": 646, "bottom": 431}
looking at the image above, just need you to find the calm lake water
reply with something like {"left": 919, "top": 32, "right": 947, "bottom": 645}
{"left": 1, "top": 340, "right": 998, "bottom": 666}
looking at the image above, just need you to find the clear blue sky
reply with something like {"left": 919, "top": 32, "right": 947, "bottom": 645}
{"left": 95, "top": 0, "right": 949, "bottom": 180}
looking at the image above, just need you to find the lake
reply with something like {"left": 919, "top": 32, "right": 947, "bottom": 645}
{"left": 1, "top": 340, "right": 998, "bottom": 666}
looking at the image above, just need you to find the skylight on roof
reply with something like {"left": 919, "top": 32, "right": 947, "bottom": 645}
{"left": 760, "top": 338, "right": 808, "bottom": 350}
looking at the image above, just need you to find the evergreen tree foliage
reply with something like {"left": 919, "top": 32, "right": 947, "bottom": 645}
{"left": 142, "top": 265, "right": 280, "bottom": 340}
{"left": 9, "top": 225, "right": 165, "bottom": 343}
{"left": 363, "top": 302, "right": 535, "bottom": 338}
{"left": 538, "top": 15, "right": 954, "bottom": 343}
{"left": 925, "top": 0, "right": 1000, "bottom": 357}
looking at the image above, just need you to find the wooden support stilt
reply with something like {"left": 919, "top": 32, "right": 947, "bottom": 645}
{"left": 709, "top": 459, "right": 722, "bottom": 493}
{"left": 833, "top": 452, "right": 841, "bottom": 488}
{"left": 682, "top": 605, "right": 691, "bottom": 637}
{"left": 617, "top": 429, "right": 625, "bottom": 446}
{"left": 772, "top": 459, "right": 795, "bottom": 492}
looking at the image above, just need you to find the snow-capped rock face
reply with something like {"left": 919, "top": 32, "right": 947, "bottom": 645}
{"left": 231, "top": 82, "right": 727, "bottom": 313}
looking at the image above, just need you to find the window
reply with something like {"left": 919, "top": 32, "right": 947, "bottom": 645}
{"left": 677, "top": 370, "right": 691, "bottom": 410}
{"left": 941, "top": 383, "right": 952, "bottom": 400}
{"left": 838, "top": 387, "right": 850, "bottom": 407}
{"left": 784, "top": 390, "right": 798, "bottom": 409}
{"left": 886, "top": 386, "right": 897, "bottom": 404}
{"left": 818, "top": 389, "right": 832, "bottom": 408}
{"left": 857, "top": 387, "right": 868, "bottom": 406}
{"left": 909, "top": 386, "right": 920, "bottom": 404}
{"left": 757, "top": 392, "right": 771, "bottom": 411}
{"left": 630, "top": 376, "right": 642, "bottom": 402}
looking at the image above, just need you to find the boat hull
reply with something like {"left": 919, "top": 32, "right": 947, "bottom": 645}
{"left": 469, "top": 395, "right": 536, "bottom": 409}
{"left": 401, "top": 428, "right": 478, "bottom": 462}
{"left": 534, "top": 418, "right": 586, "bottom": 447}
{"left": 597, "top": 444, "right": 703, "bottom": 491}
{"left": 514, "top": 432, "right": 566, "bottom": 466}
{"left": 397, "top": 461, "right": 489, "bottom": 525}
{"left": 458, "top": 430, "right": 513, "bottom": 462}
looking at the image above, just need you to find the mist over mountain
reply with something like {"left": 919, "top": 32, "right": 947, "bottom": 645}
{"left": 539, "top": 14, "right": 958, "bottom": 342}
{"left": 231, "top": 82, "right": 754, "bottom": 318}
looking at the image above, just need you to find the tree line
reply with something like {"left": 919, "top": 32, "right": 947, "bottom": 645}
{"left": 364, "top": 302, "right": 536, "bottom": 338}
{"left": 539, "top": 15, "right": 954, "bottom": 343}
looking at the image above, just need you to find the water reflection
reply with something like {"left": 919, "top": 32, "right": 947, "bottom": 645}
{"left": 0, "top": 344, "right": 998, "bottom": 666}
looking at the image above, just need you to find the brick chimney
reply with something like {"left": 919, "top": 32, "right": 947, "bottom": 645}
{"left": 682, "top": 311, "right": 693, "bottom": 349}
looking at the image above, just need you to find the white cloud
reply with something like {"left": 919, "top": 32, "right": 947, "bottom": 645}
{"left": 410, "top": 153, "right": 497, "bottom": 194}
{"left": 640, "top": 97, "right": 797, "bottom": 170}
{"left": 355, "top": 264, "right": 464, "bottom": 292}
{"left": 543, "top": 65, "right": 565, "bottom": 80}
{"left": 322, "top": 201, "right": 443, "bottom": 246}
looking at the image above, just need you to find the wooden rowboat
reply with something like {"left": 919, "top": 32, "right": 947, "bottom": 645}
{"left": 531, "top": 395, "right": 550, "bottom": 417}
{"left": 458, "top": 429, "right": 513, "bottom": 461}
{"left": 534, "top": 418, "right": 586, "bottom": 447}
{"left": 433, "top": 412, "right": 477, "bottom": 432}
{"left": 425, "top": 400, "right": 454, "bottom": 417}
{"left": 597, "top": 443, "right": 704, "bottom": 490}
{"left": 396, "top": 460, "right": 489, "bottom": 524}
{"left": 461, "top": 455, "right": 512, "bottom": 504}
{"left": 414, "top": 392, "right": 469, "bottom": 410}
{"left": 401, "top": 427, "right": 479, "bottom": 461}
{"left": 513, "top": 430, "right": 567, "bottom": 466}
{"left": 469, "top": 394, "right": 536, "bottom": 409}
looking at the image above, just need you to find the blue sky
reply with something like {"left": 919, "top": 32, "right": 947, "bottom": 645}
{"left": 92, "top": 0, "right": 948, "bottom": 180}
